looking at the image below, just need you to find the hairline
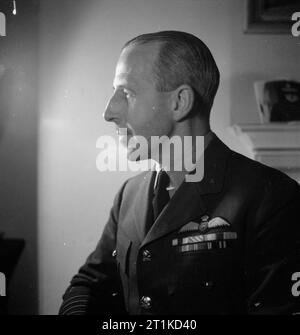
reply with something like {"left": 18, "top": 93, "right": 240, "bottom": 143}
{"left": 122, "top": 31, "right": 220, "bottom": 115}
{"left": 121, "top": 40, "right": 167, "bottom": 92}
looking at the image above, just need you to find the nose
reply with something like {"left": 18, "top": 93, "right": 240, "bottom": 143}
{"left": 103, "top": 98, "right": 114, "bottom": 122}
{"left": 103, "top": 94, "right": 123, "bottom": 124}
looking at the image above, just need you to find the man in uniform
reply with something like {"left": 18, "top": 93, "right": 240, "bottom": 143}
{"left": 59, "top": 31, "right": 300, "bottom": 315}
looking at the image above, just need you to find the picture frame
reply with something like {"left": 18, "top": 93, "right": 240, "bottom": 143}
{"left": 245, "top": 0, "right": 300, "bottom": 34}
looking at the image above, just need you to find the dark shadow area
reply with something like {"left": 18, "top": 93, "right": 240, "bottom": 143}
{"left": 0, "top": 0, "right": 39, "bottom": 314}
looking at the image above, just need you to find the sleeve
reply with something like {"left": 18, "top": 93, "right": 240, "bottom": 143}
{"left": 245, "top": 174, "right": 300, "bottom": 314}
{"left": 58, "top": 180, "right": 128, "bottom": 315}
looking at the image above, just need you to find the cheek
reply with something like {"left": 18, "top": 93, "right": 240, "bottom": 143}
{"left": 127, "top": 102, "right": 153, "bottom": 129}
{"left": 128, "top": 99, "right": 172, "bottom": 135}
{"left": 151, "top": 102, "right": 173, "bottom": 131}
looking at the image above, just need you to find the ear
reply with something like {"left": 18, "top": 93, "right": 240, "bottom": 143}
{"left": 171, "top": 84, "right": 194, "bottom": 122}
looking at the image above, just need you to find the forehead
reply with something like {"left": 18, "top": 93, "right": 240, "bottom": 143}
{"left": 114, "top": 43, "right": 161, "bottom": 87}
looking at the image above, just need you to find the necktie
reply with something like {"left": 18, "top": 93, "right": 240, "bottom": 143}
{"left": 152, "top": 170, "right": 170, "bottom": 222}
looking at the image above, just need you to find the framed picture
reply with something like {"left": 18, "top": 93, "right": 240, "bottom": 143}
{"left": 245, "top": 0, "right": 300, "bottom": 34}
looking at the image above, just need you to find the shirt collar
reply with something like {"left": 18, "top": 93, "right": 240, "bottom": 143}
{"left": 153, "top": 131, "right": 213, "bottom": 190}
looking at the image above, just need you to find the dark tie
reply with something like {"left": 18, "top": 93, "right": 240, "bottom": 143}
{"left": 152, "top": 170, "right": 170, "bottom": 222}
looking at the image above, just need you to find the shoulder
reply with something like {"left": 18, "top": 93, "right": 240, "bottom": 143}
{"left": 114, "top": 170, "right": 153, "bottom": 201}
{"left": 230, "top": 149, "right": 298, "bottom": 188}
{"left": 121, "top": 171, "right": 152, "bottom": 191}
{"left": 226, "top": 148, "right": 300, "bottom": 209}
{"left": 207, "top": 133, "right": 298, "bottom": 196}
{"left": 209, "top": 134, "right": 299, "bottom": 198}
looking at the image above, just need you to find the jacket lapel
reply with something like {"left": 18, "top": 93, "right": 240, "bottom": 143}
{"left": 141, "top": 134, "right": 231, "bottom": 247}
{"left": 141, "top": 180, "right": 206, "bottom": 247}
{"left": 129, "top": 170, "right": 156, "bottom": 243}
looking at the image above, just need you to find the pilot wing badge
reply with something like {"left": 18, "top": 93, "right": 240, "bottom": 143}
{"left": 207, "top": 217, "right": 230, "bottom": 229}
{"left": 174, "top": 217, "right": 235, "bottom": 253}
{"left": 179, "top": 215, "right": 231, "bottom": 234}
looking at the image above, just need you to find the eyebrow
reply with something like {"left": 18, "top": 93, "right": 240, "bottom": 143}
{"left": 113, "top": 84, "right": 136, "bottom": 93}
{"left": 113, "top": 74, "right": 139, "bottom": 89}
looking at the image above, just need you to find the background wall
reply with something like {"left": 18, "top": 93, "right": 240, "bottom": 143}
{"left": 2, "top": 0, "right": 299, "bottom": 314}
{"left": 0, "top": 0, "right": 38, "bottom": 314}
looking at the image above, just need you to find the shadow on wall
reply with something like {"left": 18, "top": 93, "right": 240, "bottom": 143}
{"left": 0, "top": 0, "right": 39, "bottom": 314}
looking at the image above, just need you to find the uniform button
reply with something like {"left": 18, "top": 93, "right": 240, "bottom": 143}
{"left": 140, "top": 296, "right": 152, "bottom": 309}
{"left": 112, "top": 249, "right": 117, "bottom": 257}
{"left": 142, "top": 249, "right": 152, "bottom": 261}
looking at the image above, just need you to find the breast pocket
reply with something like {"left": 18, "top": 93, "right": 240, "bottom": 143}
{"left": 169, "top": 230, "right": 240, "bottom": 292}
{"left": 168, "top": 234, "right": 243, "bottom": 313}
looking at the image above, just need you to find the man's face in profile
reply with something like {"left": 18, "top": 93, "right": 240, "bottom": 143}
{"left": 104, "top": 43, "right": 174, "bottom": 161}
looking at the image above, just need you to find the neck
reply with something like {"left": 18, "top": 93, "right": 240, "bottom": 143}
{"left": 156, "top": 117, "right": 211, "bottom": 190}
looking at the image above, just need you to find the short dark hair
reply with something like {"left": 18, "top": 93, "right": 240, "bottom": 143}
{"left": 123, "top": 30, "right": 220, "bottom": 115}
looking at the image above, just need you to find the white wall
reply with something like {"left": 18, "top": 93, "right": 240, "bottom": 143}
{"left": 0, "top": 0, "right": 38, "bottom": 314}
{"left": 38, "top": 0, "right": 300, "bottom": 314}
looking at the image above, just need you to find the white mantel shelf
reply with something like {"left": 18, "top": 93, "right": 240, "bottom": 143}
{"left": 230, "top": 123, "right": 300, "bottom": 183}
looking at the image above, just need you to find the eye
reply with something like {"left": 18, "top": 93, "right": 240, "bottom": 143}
{"left": 123, "top": 89, "right": 134, "bottom": 99}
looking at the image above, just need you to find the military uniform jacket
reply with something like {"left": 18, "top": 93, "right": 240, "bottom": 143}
{"left": 59, "top": 134, "right": 300, "bottom": 315}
